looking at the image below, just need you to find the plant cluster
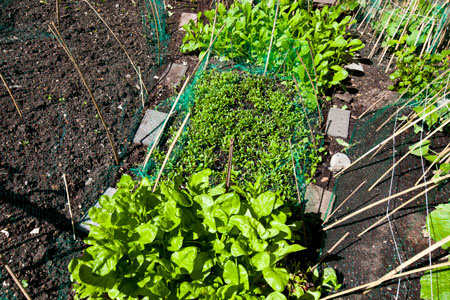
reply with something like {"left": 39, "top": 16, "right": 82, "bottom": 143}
{"left": 69, "top": 170, "right": 339, "bottom": 299}
{"left": 154, "top": 70, "right": 324, "bottom": 198}
{"left": 181, "top": 0, "right": 363, "bottom": 91}
{"left": 388, "top": 38, "right": 450, "bottom": 94}
{"left": 420, "top": 201, "right": 450, "bottom": 299}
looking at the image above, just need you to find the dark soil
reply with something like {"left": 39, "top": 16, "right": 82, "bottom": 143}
{"left": 0, "top": 0, "right": 207, "bottom": 298}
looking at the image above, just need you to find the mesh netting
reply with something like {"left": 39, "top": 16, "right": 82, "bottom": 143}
{"left": 0, "top": 0, "right": 168, "bottom": 298}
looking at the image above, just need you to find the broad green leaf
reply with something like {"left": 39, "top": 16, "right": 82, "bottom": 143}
{"left": 321, "top": 268, "right": 341, "bottom": 290}
{"left": 90, "top": 246, "right": 121, "bottom": 276}
{"left": 136, "top": 222, "right": 158, "bottom": 245}
{"left": 420, "top": 263, "right": 450, "bottom": 300}
{"left": 250, "top": 252, "right": 271, "bottom": 271}
{"left": 167, "top": 236, "right": 184, "bottom": 252}
{"left": 171, "top": 247, "right": 198, "bottom": 274}
{"left": 272, "top": 240, "right": 306, "bottom": 262}
{"left": 330, "top": 36, "right": 347, "bottom": 47}
{"left": 216, "top": 192, "right": 241, "bottom": 216}
{"left": 332, "top": 68, "right": 348, "bottom": 82}
{"left": 266, "top": 292, "right": 287, "bottom": 300}
{"left": 251, "top": 191, "right": 276, "bottom": 218}
{"left": 160, "top": 199, "right": 181, "bottom": 232}
{"left": 223, "top": 261, "right": 249, "bottom": 290}
{"left": 270, "top": 221, "right": 292, "bottom": 239}
{"left": 194, "top": 194, "right": 215, "bottom": 214}
{"left": 440, "top": 163, "right": 450, "bottom": 174}
{"left": 409, "top": 140, "right": 431, "bottom": 156}
{"left": 150, "top": 280, "right": 170, "bottom": 297}
{"left": 231, "top": 240, "right": 248, "bottom": 257}
{"left": 188, "top": 169, "right": 211, "bottom": 193}
{"left": 427, "top": 203, "right": 450, "bottom": 250}
{"left": 262, "top": 267, "right": 289, "bottom": 292}
{"left": 117, "top": 174, "right": 134, "bottom": 190}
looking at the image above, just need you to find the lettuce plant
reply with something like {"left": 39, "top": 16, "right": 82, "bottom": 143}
{"left": 69, "top": 170, "right": 338, "bottom": 299}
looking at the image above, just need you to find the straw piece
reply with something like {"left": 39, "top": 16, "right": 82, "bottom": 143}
{"left": 311, "top": 232, "right": 350, "bottom": 271}
{"left": 0, "top": 72, "right": 23, "bottom": 119}
{"left": 152, "top": 112, "right": 190, "bottom": 192}
{"left": 323, "top": 173, "right": 450, "bottom": 231}
{"left": 0, "top": 254, "right": 32, "bottom": 300}
{"left": 63, "top": 174, "right": 76, "bottom": 240}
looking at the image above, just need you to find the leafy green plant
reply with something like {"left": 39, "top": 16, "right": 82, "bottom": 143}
{"left": 420, "top": 201, "right": 450, "bottom": 300}
{"left": 388, "top": 38, "right": 450, "bottom": 94}
{"left": 181, "top": 0, "right": 363, "bottom": 91}
{"left": 154, "top": 70, "right": 324, "bottom": 199}
{"left": 69, "top": 170, "right": 338, "bottom": 299}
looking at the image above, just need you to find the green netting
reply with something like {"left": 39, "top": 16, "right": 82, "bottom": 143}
{"left": 0, "top": 0, "right": 169, "bottom": 298}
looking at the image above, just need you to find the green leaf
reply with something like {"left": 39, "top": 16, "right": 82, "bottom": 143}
{"left": 266, "top": 292, "right": 287, "bottom": 300}
{"left": 90, "top": 246, "right": 121, "bottom": 276}
{"left": 420, "top": 263, "right": 450, "bottom": 300}
{"left": 117, "top": 174, "right": 134, "bottom": 190}
{"left": 251, "top": 191, "right": 276, "bottom": 218}
{"left": 440, "top": 163, "right": 450, "bottom": 174}
{"left": 223, "top": 261, "right": 249, "bottom": 290}
{"left": 332, "top": 68, "right": 348, "bottom": 83}
{"left": 216, "top": 192, "right": 241, "bottom": 216}
{"left": 167, "top": 236, "right": 184, "bottom": 252}
{"left": 409, "top": 140, "right": 431, "bottom": 156}
{"left": 250, "top": 252, "right": 271, "bottom": 271}
{"left": 231, "top": 240, "right": 248, "bottom": 257}
{"left": 262, "top": 267, "right": 289, "bottom": 292}
{"left": 188, "top": 169, "right": 211, "bottom": 194}
{"left": 171, "top": 247, "right": 198, "bottom": 273}
{"left": 427, "top": 203, "right": 450, "bottom": 250}
{"left": 136, "top": 222, "right": 158, "bottom": 245}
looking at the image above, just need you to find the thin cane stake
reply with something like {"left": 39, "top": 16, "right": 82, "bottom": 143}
{"left": 141, "top": 76, "right": 191, "bottom": 171}
{"left": 152, "top": 112, "right": 190, "bottom": 192}
{"left": 0, "top": 72, "right": 23, "bottom": 119}
{"left": 358, "top": 185, "right": 437, "bottom": 237}
{"left": 138, "top": 66, "right": 144, "bottom": 108}
{"left": 336, "top": 95, "right": 450, "bottom": 177}
{"left": 311, "top": 232, "right": 349, "bottom": 271}
{"left": 264, "top": 0, "right": 281, "bottom": 76}
{"left": 49, "top": 23, "right": 120, "bottom": 165}
{"left": 0, "top": 254, "right": 32, "bottom": 300}
{"left": 63, "top": 174, "right": 76, "bottom": 240}
{"left": 358, "top": 94, "right": 386, "bottom": 119}
{"left": 369, "top": 10, "right": 394, "bottom": 58}
{"left": 324, "top": 173, "right": 450, "bottom": 231}
{"left": 363, "top": 234, "right": 450, "bottom": 294}
{"left": 226, "top": 137, "right": 234, "bottom": 190}
{"left": 415, "top": 146, "right": 450, "bottom": 186}
{"left": 323, "top": 180, "right": 367, "bottom": 224}
{"left": 82, "top": 0, "right": 149, "bottom": 94}
{"left": 322, "top": 259, "right": 450, "bottom": 300}
{"left": 205, "top": 0, "right": 219, "bottom": 70}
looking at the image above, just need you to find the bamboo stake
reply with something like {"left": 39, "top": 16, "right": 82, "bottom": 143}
{"left": 413, "top": 1, "right": 440, "bottom": 47}
{"left": 336, "top": 92, "right": 450, "bottom": 177}
{"left": 369, "top": 106, "right": 450, "bottom": 191}
{"left": 357, "top": 0, "right": 381, "bottom": 31}
{"left": 141, "top": 76, "right": 191, "bottom": 171}
{"left": 49, "top": 23, "right": 119, "bottom": 165}
{"left": 358, "top": 94, "right": 386, "bottom": 119}
{"left": 289, "top": 140, "right": 308, "bottom": 245}
{"left": 311, "top": 232, "right": 350, "bottom": 271}
{"left": 363, "top": 234, "right": 450, "bottom": 293}
{"left": 205, "top": 0, "right": 219, "bottom": 70}
{"left": 358, "top": 185, "right": 437, "bottom": 237}
{"left": 323, "top": 173, "right": 450, "bottom": 231}
{"left": 362, "top": 0, "right": 386, "bottom": 35}
{"left": 152, "top": 112, "right": 190, "bottom": 192}
{"left": 322, "top": 260, "right": 450, "bottom": 300}
{"left": 323, "top": 181, "right": 367, "bottom": 224}
{"left": 0, "top": 72, "right": 23, "bottom": 119}
{"left": 0, "top": 254, "right": 32, "bottom": 300}
{"left": 368, "top": 7, "right": 394, "bottom": 58}
{"left": 138, "top": 66, "right": 144, "bottom": 108}
{"left": 264, "top": 0, "right": 281, "bottom": 76}
{"left": 294, "top": 49, "right": 322, "bottom": 124}
{"left": 225, "top": 137, "right": 234, "bottom": 190}
{"left": 420, "top": 19, "right": 435, "bottom": 58}
{"left": 63, "top": 174, "right": 76, "bottom": 240}
{"left": 82, "top": 0, "right": 149, "bottom": 94}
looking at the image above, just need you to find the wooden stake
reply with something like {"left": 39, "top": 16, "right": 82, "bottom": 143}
{"left": 311, "top": 232, "right": 349, "bottom": 271}
{"left": 152, "top": 112, "right": 190, "bottom": 192}
{"left": 63, "top": 174, "right": 76, "bottom": 240}
{"left": 322, "top": 259, "right": 450, "bottom": 300}
{"left": 358, "top": 185, "right": 437, "bottom": 237}
{"left": 323, "top": 180, "right": 367, "bottom": 224}
{"left": 264, "top": 0, "right": 281, "bottom": 76}
{"left": 368, "top": 9, "right": 394, "bottom": 58}
{"left": 49, "top": 23, "right": 120, "bottom": 165}
{"left": 0, "top": 254, "right": 32, "bottom": 300}
{"left": 0, "top": 72, "right": 23, "bottom": 119}
{"left": 225, "top": 137, "right": 234, "bottom": 190}
{"left": 324, "top": 173, "right": 450, "bottom": 231}
{"left": 82, "top": 0, "right": 149, "bottom": 94}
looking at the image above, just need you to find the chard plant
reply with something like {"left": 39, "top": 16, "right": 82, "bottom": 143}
{"left": 69, "top": 170, "right": 340, "bottom": 299}
{"left": 181, "top": 0, "right": 363, "bottom": 92}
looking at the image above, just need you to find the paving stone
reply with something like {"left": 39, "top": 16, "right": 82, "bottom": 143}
{"left": 335, "top": 93, "right": 353, "bottom": 103}
{"left": 326, "top": 107, "right": 351, "bottom": 138}
{"left": 179, "top": 12, "right": 197, "bottom": 31}
{"left": 313, "top": 0, "right": 337, "bottom": 6}
{"left": 76, "top": 187, "right": 117, "bottom": 232}
{"left": 304, "top": 184, "right": 335, "bottom": 220}
{"left": 165, "top": 63, "right": 188, "bottom": 87}
{"left": 329, "top": 152, "right": 351, "bottom": 173}
{"left": 133, "top": 109, "right": 168, "bottom": 146}
{"left": 345, "top": 62, "right": 364, "bottom": 74}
